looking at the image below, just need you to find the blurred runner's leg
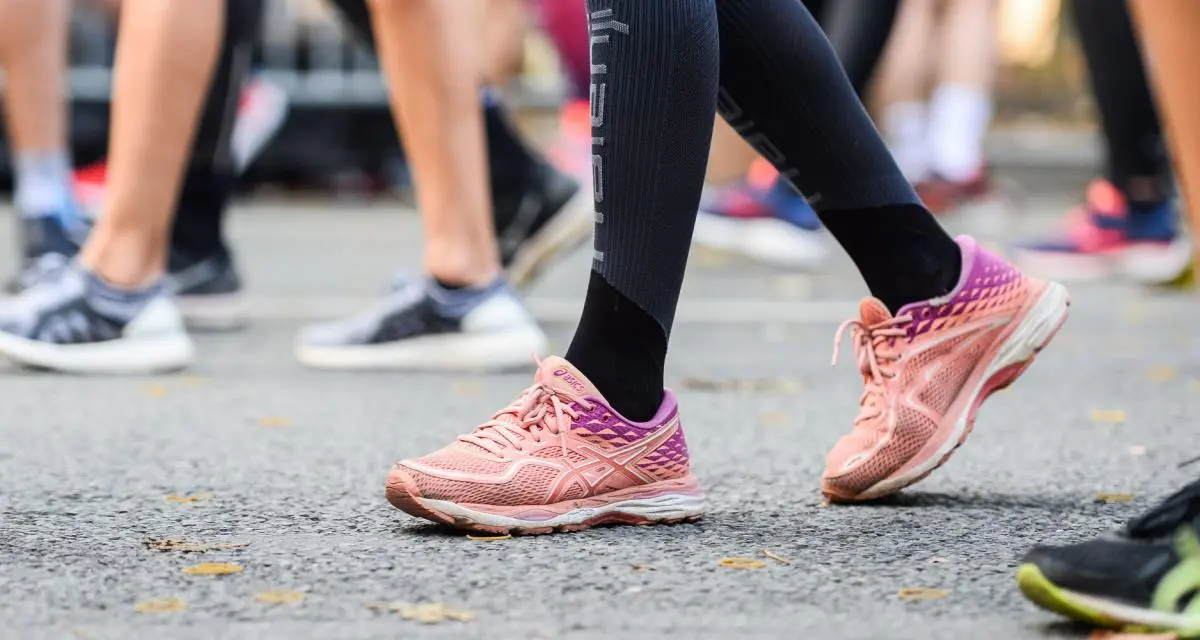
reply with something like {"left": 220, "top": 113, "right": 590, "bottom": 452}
{"left": 0, "top": 0, "right": 239, "bottom": 373}
{"left": 0, "top": 0, "right": 86, "bottom": 290}
{"left": 294, "top": 0, "right": 547, "bottom": 371}
{"left": 1013, "top": 0, "right": 1186, "bottom": 284}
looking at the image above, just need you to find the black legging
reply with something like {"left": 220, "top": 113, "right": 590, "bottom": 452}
{"left": 170, "top": 0, "right": 265, "bottom": 259}
{"left": 802, "top": 0, "right": 901, "bottom": 99}
{"left": 1072, "top": 0, "right": 1170, "bottom": 207}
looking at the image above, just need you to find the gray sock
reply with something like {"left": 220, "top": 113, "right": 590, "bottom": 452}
{"left": 83, "top": 269, "right": 164, "bottom": 324}
{"left": 425, "top": 277, "right": 508, "bottom": 320}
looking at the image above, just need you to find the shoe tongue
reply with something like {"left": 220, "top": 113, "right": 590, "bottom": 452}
{"left": 858, "top": 298, "right": 893, "bottom": 325}
{"left": 536, "top": 356, "right": 602, "bottom": 400}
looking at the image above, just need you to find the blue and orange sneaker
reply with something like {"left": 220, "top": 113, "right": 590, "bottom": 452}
{"left": 692, "top": 176, "right": 828, "bottom": 270}
{"left": 1012, "top": 179, "right": 1189, "bottom": 283}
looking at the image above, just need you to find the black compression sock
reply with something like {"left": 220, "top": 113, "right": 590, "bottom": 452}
{"left": 819, "top": 205, "right": 962, "bottom": 314}
{"left": 711, "top": 0, "right": 960, "bottom": 313}
{"left": 566, "top": 272, "right": 667, "bottom": 422}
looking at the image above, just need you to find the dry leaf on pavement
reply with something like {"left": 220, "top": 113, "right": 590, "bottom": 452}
{"left": 182, "top": 562, "right": 243, "bottom": 576}
{"left": 719, "top": 557, "right": 766, "bottom": 569}
{"left": 466, "top": 534, "right": 511, "bottom": 542}
{"left": 133, "top": 597, "right": 186, "bottom": 613}
{"left": 367, "top": 602, "right": 474, "bottom": 623}
{"left": 164, "top": 493, "right": 210, "bottom": 504}
{"left": 897, "top": 588, "right": 948, "bottom": 601}
{"left": 761, "top": 550, "right": 791, "bottom": 565}
{"left": 1089, "top": 410, "right": 1127, "bottom": 424}
{"left": 144, "top": 538, "right": 249, "bottom": 553}
{"left": 255, "top": 590, "right": 305, "bottom": 604}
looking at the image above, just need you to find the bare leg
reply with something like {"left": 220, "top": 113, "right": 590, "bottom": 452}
{"left": 79, "top": 0, "right": 224, "bottom": 285}
{"left": 1130, "top": 0, "right": 1200, "bottom": 266}
{"left": 482, "top": 0, "right": 527, "bottom": 87}
{"left": 0, "top": 0, "right": 69, "bottom": 155}
{"left": 928, "top": 0, "right": 997, "bottom": 181}
{"left": 366, "top": 0, "right": 499, "bottom": 287}
{"left": 0, "top": 0, "right": 74, "bottom": 217}
{"left": 874, "top": 0, "right": 938, "bottom": 181}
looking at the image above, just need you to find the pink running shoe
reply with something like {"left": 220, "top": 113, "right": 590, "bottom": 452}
{"left": 385, "top": 356, "right": 706, "bottom": 535}
{"left": 822, "top": 236, "right": 1070, "bottom": 502}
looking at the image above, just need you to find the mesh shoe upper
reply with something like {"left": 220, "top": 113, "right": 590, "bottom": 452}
{"left": 1023, "top": 479, "right": 1200, "bottom": 609}
{"left": 395, "top": 357, "right": 692, "bottom": 507}
{"left": 823, "top": 237, "right": 1041, "bottom": 497}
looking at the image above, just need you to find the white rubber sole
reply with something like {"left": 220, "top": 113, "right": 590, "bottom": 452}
{"left": 691, "top": 211, "right": 828, "bottom": 270}
{"left": 1012, "top": 236, "right": 1192, "bottom": 285}
{"left": 295, "top": 326, "right": 548, "bottom": 372}
{"left": 419, "top": 492, "right": 707, "bottom": 530}
{"left": 857, "top": 282, "right": 1070, "bottom": 499}
{"left": 177, "top": 293, "right": 249, "bottom": 332}
{"left": 1058, "top": 587, "right": 1200, "bottom": 634}
{"left": 0, "top": 330, "right": 194, "bottom": 375}
{"left": 507, "top": 189, "right": 594, "bottom": 289}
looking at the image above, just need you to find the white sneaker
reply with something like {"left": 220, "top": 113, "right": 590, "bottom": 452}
{"left": 0, "top": 266, "right": 194, "bottom": 374}
{"left": 296, "top": 277, "right": 547, "bottom": 372}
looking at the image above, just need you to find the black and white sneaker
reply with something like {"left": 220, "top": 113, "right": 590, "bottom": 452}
{"left": 6, "top": 215, "right": 88, "bottom": 294}
{"left": 295, "top": 276, "right": 547, "bottom": 371}
{"left": 0, "top": 264, "right": 194, "bottom": 374}
{"left": 496, "top": 163, "right": 593, "bottom": 289}
{"left": 165, "top": 248, "right": 246, "bottom": 331}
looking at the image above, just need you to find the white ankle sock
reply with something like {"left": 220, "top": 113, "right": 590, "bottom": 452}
{"left": 14, "top": 150, "right": 73, "bottom": 217}
{"left": 883, "top": 101, "right": 931, "bottom": 182}
{"left": 927, "top": 83, "right": 992, "bottom": 182}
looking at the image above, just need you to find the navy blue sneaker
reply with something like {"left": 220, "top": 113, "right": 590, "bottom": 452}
{"left": 1011, "top": 178, "right": 1190, "bottom": 284}
{"left": 692, "top": 177, "right": 828, "bottom": 269}
{"left": 165, "top": 247, "right": 246, "bottom": 331}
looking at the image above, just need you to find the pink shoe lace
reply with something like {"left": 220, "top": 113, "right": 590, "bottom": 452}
{"left": 831, "top": 314, "right": 912, "bottom": 424}
{"left": 459, "top": 383, "right": 595, "bottom": 458}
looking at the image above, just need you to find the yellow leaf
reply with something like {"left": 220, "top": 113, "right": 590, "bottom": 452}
{"left": 681, "top": 377, "right": 802, "bottom": 394}
{"left": 897, "top": 587, "right": 948, "bottom": 601}
{"left": 758, "top": 412, "right": 788, "bottom": 427}
{"left": 182, "top": 562, "right": 243, "bottom": 576}
{"left": 257, "top": 416, "right": 293, "bottom": 427}
{"left": 255, "top": 590, "right": 305, "bottom": 604}
{"left": 762, "top": 550, "right": 791, "bottom": 565}
{"left": 466, "top": 534, "right": 511, "bottom": 542}
{"left": 134, "top": 597, "right": 186, "bottom": 613}
{"left": 143, "top": 384, "right": 168, "bottom": 398}
{"left": 144, "top": 538, "right": 248, "bottom": 553}
{"left": 164, "top": 493, "right": 210, "bottom": 504}
{"left": 1089, "top": 410, "right": 1127, "bottom": 424}
{"left": 452, "top": 381, "right": 482, "bottom": 396}
{"left": 368, "top": 602, "right": 474, "bottom": 623}
{"left": 1147, "top": 365, "right": 1178, "bottom": 382}
{"left": 718, "top": 557, "right": 766, "bottom": 569}
{"left": 1095, "top": 493, "right": 1135, "bottom": 504}
{"left": 630, "top": 564, "right": 656, "bottom": 572}
{"left": 692, "top": 246, "right": 733, "bottom": 267}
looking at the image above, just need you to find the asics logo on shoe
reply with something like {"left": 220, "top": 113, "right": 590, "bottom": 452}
{"left": 404, "top": 416, "right": 682, "bottom": 503}
{"left": 553, "top": 368, "right": 588, "bottom": 394}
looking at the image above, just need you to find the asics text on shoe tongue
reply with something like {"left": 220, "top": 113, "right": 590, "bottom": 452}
{"left": 458, "top": 357, "right": 601, "bottom": 458}
{"left": 534, "top": 355, "right": 603, "bottom": 400}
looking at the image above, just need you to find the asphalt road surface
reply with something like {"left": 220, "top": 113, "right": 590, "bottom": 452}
{"left": 2, "top": 186, "right": 1198, "bottom": 639}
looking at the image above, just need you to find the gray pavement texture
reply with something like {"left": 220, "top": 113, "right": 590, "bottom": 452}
{"left": 3, "top": 173, "right": 1200, "bottom": 640}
